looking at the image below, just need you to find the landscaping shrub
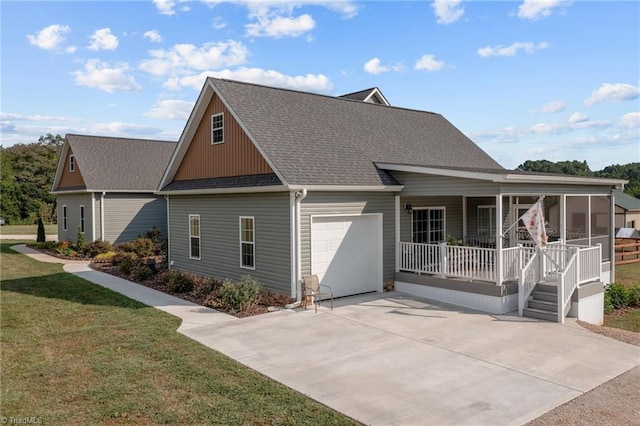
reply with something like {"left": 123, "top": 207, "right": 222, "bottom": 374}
{"left": 83, "top": 240, "right": 113, "bottom": 258}
{"left": 36, "top": 217, "right": 46, "bottom": 243}
{"left": 191, "top": 277, "right": 220, "bottom": 299}
{"left": 143, "top": 226, "right": 167, "bottom": 256}
{"left": 219, "top": 275, "right": 261, "bottom": 313}
{"left": 116, "top": 238, "right": 155, "bottom": 258}
{"left": 113, "top": 252, "right": 138, "bottom": 275}
{"left": 165, "top": 270, "right": 194, "bottom": 293}
{"left": 94, "top": 251, "right": 116, "bottom": 262}
{"left": 77, "top": 225, "right": 85, "bottom": 249}
{"left": 604, "top": 283, "right": 640, "bottom": 313}
{"left": 131, "top": 262, "right": 154, "bottom": 281}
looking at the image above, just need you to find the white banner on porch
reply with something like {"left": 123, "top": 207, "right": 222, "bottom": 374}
{"left": 521, "top": 200, "right": 548, "bottom": 249}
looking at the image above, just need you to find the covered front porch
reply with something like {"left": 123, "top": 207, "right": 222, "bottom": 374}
{"left": 381, "top": 164, "right": 625, "bottom": 323}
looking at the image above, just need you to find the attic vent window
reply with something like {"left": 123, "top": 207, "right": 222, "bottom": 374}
{"left": 69, "top": 155, "right": 76, "bottom": 172}
{"left": 211, "top": 113, "right": 224, "bottom": 145}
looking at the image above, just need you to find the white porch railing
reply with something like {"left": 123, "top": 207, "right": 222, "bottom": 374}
{"left": 518, "top": 250, "right": 540, "bottom": 316}
{"left": 558, "top": 248, "right": 579, "bottom": 323}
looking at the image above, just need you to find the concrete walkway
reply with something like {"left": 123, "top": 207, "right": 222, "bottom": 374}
{"left": 10, "top": 244, "right": 640, "bottom": 425}
{"left": 11, "top": 244, "right": 237, "bottom": 331}
{"left": 0, "top": 234, "right": 57, "bottom": 241}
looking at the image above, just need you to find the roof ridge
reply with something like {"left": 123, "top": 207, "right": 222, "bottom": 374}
{"left": 208, "top": 77, "right": 439, "bottom": 115}
{"left": 66, "top": 133, "right": 177, "bottom": 144}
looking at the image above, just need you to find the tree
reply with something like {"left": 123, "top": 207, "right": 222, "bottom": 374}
{"left": 37, "top": 217, "right": 46, "bottom": 243}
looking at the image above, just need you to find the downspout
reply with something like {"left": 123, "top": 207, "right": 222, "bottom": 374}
{"left": 165, "top": 195, "right": 171, "bottom": 268}
{"left": 286, "top": 188, "right": 307, "bottom": 308}
{"left": 100, "top": 192, "right": 105, "bottom": 241}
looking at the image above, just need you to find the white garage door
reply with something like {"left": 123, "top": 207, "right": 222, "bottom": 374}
{"left": 311, "top": 214, "right": 382, "bottom": 298}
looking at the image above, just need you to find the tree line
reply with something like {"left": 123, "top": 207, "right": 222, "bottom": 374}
{"left": 0, "top": 134, "right": 638, "bottom": 225}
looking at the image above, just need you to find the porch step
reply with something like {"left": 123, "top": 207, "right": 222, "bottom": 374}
{"left": 531, "top": 290, "right": 558, "bottom": 303}
{"left": 535, "top": 283, "right": 558, "bottom": 294}
{"left": 523, "top": 307, "right": 558, "bottom": 322}
{"left": 527, "top": 299, "right": 558, "bottom": 312}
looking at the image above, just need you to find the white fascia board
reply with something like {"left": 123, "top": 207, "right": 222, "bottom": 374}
{"left": 376, "top": 163, "right": 502, "bottom": 182}
{"left": 287, "top": 185, "right": 404, "bottom": 192}
{"left": 363, "top": 88, "right": 390, "bottom": 106}
{"left": 51, "top": 141, "right": 70, "bottom": 192}
{"left": 156, "top": 185, "right": 290, "bottom": 196}
{"left": 502, "top": 173, "right": 627, "bottom": 187}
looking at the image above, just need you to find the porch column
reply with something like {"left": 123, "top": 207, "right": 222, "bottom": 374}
{"left": 395, "top": 195, "right": 400, "bottom": 273}
{"left": 560, "top": 194, "right": 566, "bottom": 244}
{"left": 587, "top": 195, "right": 592, "bottom": 245}
{"left": 496, "top": 194, "right": 503, "bottom": 286}
{"left": 462, "top": 196, "right": 467, "bottom": 242}
{"left": 610, "top": 191, "right": 616, "bottom": 283}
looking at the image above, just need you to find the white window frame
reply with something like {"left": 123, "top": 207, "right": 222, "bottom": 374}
{"left": 411, "top": 207, "right": 446, "bottom": 244}
{"left": 211, "top": 113, "right": 224, "bottom": 145}
{"left": 79, "top": 205, "right": 85, "bottom": 234}
{"left": 239, "top": 216, "right": 255, "bottom": 270}
{"left": 69, "top": 155, "right": 75, "bottom": 172}
{"left": 189, "top": 214, "right": 201, "bottom": 260}
{"left": 477, "top": 205, "right": 497, "bottom": 238}
{"left": 62, "top": 205, "right": 68, "bottom": 231}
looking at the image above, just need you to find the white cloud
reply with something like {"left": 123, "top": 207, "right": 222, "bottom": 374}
{"left": 536, "top": 100, "right": 565, "bottom": 113}
{"left": 143, "top": 30, "right": 163, "bottom": 43}
{"left": 0, "top": 112, "right": 75, "bottom": 122}
{"left": 618, "top": 112, "right": 640, "bottom": 129}
{"left": 517, "top": 0, "right": 570, "bottom": 21}
{"left": 568, "top": 112, "right": 588, "bottom": 123}
{"left": 139, "top": 40, "right": 249, "bottom": 77}
{"left": 153, "top": 0, "right": 176, "bottom": 15}
{"left": 414, "top": 54, "right": 446, "bottom": 72}
{"left": 163, "top": 67, "right": 333, "bottom": 93}
{"left": 364, "top": 58, "right": 389, "bottom": 75}
{"left": 583, "top": 82, "right": 640, "bottom": 106}
{"left": 66, "top": 46, "right": 77, "bottom": 54}
{"left": 432, "top": 0, "right": 464, "bottom": 25}
{"left": 213, "top": 17, "right": 227, "bottom": 30}
{"left": 93, "top": 122, "right": 163, "bottom": 136}
{"left": 246, "top": 14, "right": 315, "bottom": 38}
{"left": 477, "top": 41, "right": 548, "bottom": 57}
{"left": 73, "top": 60, "right": 142, "bottom": 93}
{"left": 27, "top": 24, "right": 70, "bottom": 50}
{"left": 88, "top": 28, "right": 119, "bottom": 51}
{"left": 144, "top": 100, "right": 194, "bottom": 120}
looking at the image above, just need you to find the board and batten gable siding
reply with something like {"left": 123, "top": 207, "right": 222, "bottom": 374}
{"left": 173, "top": 94, "right": 273, "bottom": 181}
{"left": 168, "top": 193, "right": 291, "bottom": 294}
{"left": 300, "top": 192, "right": 396, "bottom": 282}
{"left": 56, "top": 193, "right": 94, "bottom": 242}
{"left": 392, "top": 172, "right": 500, "bottom": 197}
{"left": 399, "top": 196, "right": 463, "bottom": 242}
{"left": 103, "top": 194, "right": 167, "bottom": 244}
{"left": 57, "top": 147, "right": 86, "bottom": 189}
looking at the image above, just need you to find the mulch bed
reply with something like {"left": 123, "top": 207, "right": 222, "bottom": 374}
{"left": 90, "top": 262, "right": 296, "bottom": 318}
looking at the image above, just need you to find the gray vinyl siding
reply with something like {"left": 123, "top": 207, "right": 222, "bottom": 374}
{"left": 392, "top": 172, "right": 499, "bottom": 196}
{"left": 300, "top": 192, "right": 396, "bottom": 282}
{"left": 56, "top": 193, "right": 94, "bottom": 242}
{"left": 103, "top": 194, "right": 167, "bottom": 244}
{"left": 499, "top": 183, "right": 613, "bottom": 195}
{"left": 399, "top": 196, "right": 462, "bottom": 242}
{"left": 168, "top": 192, "right": 291, "bottom": 294}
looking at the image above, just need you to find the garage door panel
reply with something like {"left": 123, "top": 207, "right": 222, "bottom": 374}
{"left": 311, "top": 215, "right": 382, "bottom": 298}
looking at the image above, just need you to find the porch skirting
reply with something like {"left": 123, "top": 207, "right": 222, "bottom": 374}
{"left": 394, "top": 272, "right": 518, "bottom": 314}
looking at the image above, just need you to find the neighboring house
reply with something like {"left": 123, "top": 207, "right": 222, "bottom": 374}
{"left": 614, "top": 190, "right": 640, "bottom": 230}
{"left": 157, "top": 78, "right": 626, "bottom": 324}
{"left": 52, "top": 134, "right": 176, "bottom": 244}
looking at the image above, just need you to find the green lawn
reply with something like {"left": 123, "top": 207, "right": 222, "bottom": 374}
{"left": 607, "top": 262, "right": 640, "bottom": 333}
{"left": 0, "top": 224, "right": 57, "bottom": 235}
{"left": 0, "top": 242, "right": 357, "bottom": 425}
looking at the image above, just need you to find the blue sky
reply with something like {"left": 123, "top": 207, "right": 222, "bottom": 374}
{"left": 1, "top": 0, "right": 638, "bottom": 170}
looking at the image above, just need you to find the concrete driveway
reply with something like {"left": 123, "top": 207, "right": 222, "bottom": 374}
{"left": 182, "top": 292, "right": 639, "bottom": 426}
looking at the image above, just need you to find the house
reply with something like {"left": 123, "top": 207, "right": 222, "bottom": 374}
{"left": 157, "top": 78, "right": 627, "bottom": 324}
{"left": 52, "top": 134, "right": 176, "bottom": 244}
{"left": 614, "top": 190, "right": 640, "bottom": 230}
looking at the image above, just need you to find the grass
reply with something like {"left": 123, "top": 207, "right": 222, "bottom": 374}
{"left": 0, "top": 242, "right": 357, "bottom": 425}
{"left": 606, "top": 262, "right": 640, "bottom": 333}
{"left": 0, "top": 224, "right": 57, "bottom": 235}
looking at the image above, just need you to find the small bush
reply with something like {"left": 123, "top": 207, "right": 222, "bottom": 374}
{"left": 628, "top": 284, "right": 640, "bottom": 308}
{"left": 606, "top": 283, "right": 631, "bottom": 311}
{"left": 58, "top": 240, "right": 71, "bottom": 251}
{"left": 77, "top": 225, "right": 85, "bottom": 249}
{"left": 36, "top": 218, "right": 46, "bottom": 243}
{"left": 117, "top": 238, "right": 155, "bottom": 258}
{"left": 166, "top": 270, "right": 194, "bottom": 293}
{"left": 131, "top": 263, "right": 154, "bottom": 281}
{"left": 144, "top": 226, "right": 163, "bottom": 243}
{"left": 94, "top": 251, "right": 116, "bottom": 262}
{"left": 83, "top": 240, "right": 113, "bottom": 258}
{"left": 219, "top": 275, "right": 261, "bottom": 313}
{"left": 191, "top": 277, "right": 220, "bottom": 299}
{"left": 113, "top": 252, "right": 138, "bottom": 275}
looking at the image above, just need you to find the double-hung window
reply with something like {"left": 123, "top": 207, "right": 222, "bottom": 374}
{"left": 79, "top": 205, "right": 85, "bottom": 233}
{"left": 189, "top": 215, "right": 201, "bottom": 260}
{"left": 69, "top": 155, "right": 75, "bottom": 172}
{"left": 62, "top": 205, "right": 68, "bottom": 231}
{"left": 211, "top": 113, "right": 224, "bottom": 144}
{"left": 240, "top": 216, "right": 255, "bottom": 269}
{"left": 477, "top": 206, "right": 497, "bottom": 238}
{"left": 412, "top": 207, "right": 445, "bottom": 244}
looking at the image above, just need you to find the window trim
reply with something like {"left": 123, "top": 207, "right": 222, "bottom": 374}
{"left": 62, "top": 205, "right": 68, "bottom": 231}
{"left": 79, "top": 205, "right": 85, "bottom": 234}
{"left": 211, "top": 112, "right": 224, "bottom": 145}
{"left": 239, "top": 216, "right": 255, "bottom": 270}
{"left": 477, "top": 205, "right": 497, "bottom": 238}
{"left": 189, "top": 214, "right": 201, "bottom": 260}
{"left": 411, "top": 206, "right": 446, "bottom": 244}
{"left": 69, "top": 155, "right": 76, "bottom": 172}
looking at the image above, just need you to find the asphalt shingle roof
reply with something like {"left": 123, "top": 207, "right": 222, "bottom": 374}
{"left": 62, "top": 134, "right": 176, "bottom": 191}
{"left": 339, "top": 88, "right": 380, "bottom": 102}
{"left": 209, "top": 78, "right": 504, "bottom": 186}
{"left": 162, "top": 173, "right": 281, "bottom": 191}
{"left": 615, "top": 190, "right": 640, "bottom": 211}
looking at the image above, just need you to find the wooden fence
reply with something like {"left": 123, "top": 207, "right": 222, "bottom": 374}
{"left": 615, "top": 238, "right": 640, "bottom": 266}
